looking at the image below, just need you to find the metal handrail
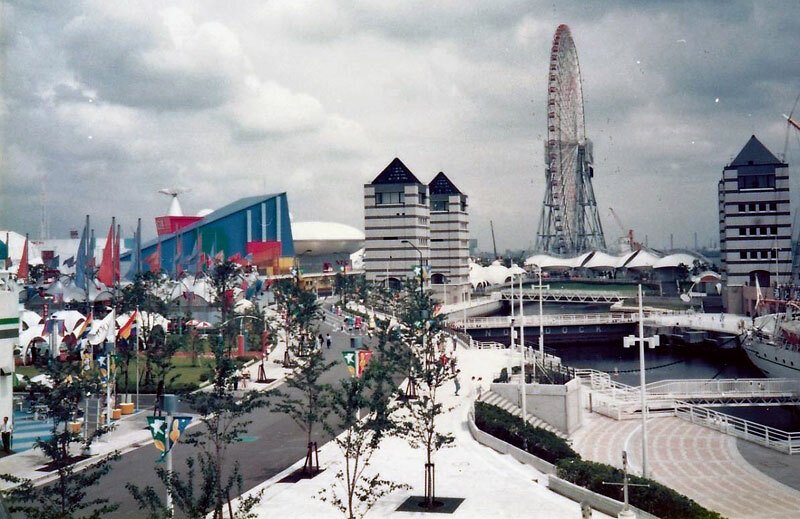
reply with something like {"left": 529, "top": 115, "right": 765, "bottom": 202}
{"left": 455, "top": 312, "right": 642, "bottom": 329}
{"left": 674, "top": 400, "right": 800, "bottom": 454}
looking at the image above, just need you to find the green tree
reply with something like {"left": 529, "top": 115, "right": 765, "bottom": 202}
{"left": 396, "top": 280, "right": 454, "bottom": 508}
{"left": 127, "top": 337, "right": 268, "bottom": 518}
{"left": 1, "top": 360, "right": 120, "bottom": 518}
{"left": 272, "top": 349, "right": 335, "bottom": 474}
{"left": 318, "top": 359, "right": 408, "bottom": 519}
{"left": 273, "top": 280, "right": 320, "bottom": 364}
{"left": 208, "top": 260, "right": 242, "bottom": 346}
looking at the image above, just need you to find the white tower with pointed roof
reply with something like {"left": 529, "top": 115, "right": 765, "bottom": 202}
{"left": 718, "top": 135, "right": 792, "bottom": 313}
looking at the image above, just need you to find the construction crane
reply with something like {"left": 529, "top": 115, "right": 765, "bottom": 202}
{"left": 608, "top": 207, "right": 640, "bottom": 252}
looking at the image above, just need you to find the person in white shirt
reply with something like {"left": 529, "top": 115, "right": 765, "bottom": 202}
{"left": 1, "top": 416, "right": 12, "bottom": 453}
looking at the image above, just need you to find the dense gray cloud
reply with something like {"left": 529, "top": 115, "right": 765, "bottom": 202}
{"left": 1, "top": 0, "right": 799, "bottom": 254}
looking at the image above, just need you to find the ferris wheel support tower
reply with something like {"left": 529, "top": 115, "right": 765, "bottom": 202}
{"left": 535, "top": 25, "right": 606, "bottom": 255}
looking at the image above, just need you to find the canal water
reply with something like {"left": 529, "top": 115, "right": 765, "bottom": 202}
{"left": 495, "top": 302, "right": 800, "bottom": 432}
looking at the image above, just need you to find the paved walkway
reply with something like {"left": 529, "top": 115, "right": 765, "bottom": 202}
{"left": 571, "top": 413, "right": 800, "bottom": 519}
{"left": 247, "top": 348, "right": 613, "bottom": 518}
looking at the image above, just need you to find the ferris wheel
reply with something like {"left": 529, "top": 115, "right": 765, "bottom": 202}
{"left": 536, "top": 24, "right": 606, "bottom": 255}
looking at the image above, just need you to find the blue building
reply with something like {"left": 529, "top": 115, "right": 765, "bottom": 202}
{"left": 125, "top": 194, "right": 295, "bottom": 277}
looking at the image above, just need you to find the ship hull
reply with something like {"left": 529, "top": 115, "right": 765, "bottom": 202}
{"left": 743, "top": 339, "right": 800, "bottom": 378}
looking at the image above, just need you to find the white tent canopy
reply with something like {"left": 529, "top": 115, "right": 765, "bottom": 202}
{"left": 483, "top": 261, "right": 511, "bottom": 285}
{"left": 623, "top": 249, "right": 663, "bottom": 269}
{"left": 653, "top": 252, "right": 702, "bottom": 269}
{"left": 0, "top": 230, "right": 43, "bottom": 266}
{"left": 583, "top": 251, "right": 628, "bottom": 269}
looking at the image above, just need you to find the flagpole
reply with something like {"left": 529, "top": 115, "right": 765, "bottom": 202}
{"left": 136, "top": 306, "right": 140, "bottom": 412}
{"left": 84, "top": 215, "right": 90, "bottom": 315}
{"left": 136, "top": 218, "right": 142, "bottom": 276}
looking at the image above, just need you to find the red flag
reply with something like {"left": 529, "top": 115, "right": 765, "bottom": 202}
{"left": 145, "top": 242, "right": 161, "bottom": 273}
{"left": 16, "top": 235, "right": 28, "bottom": 280}
{"left": 97, "top": 224, "right": 114, "bottom": 286}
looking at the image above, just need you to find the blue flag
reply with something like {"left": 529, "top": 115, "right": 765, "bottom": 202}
{"left": 75, "top": 225, "right": 89, "bottom": 291}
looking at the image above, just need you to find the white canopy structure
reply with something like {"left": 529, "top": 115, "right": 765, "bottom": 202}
{"left": 623, "top": 249, "right": 663, "bottom": 269}
{"left": 0, "top": 230, "right": 43, "bottom": 267}
{"left": 468, "top": 261, "right": 489, "bottom": 289}
{"left": 653, "top": 253, "right": 701, "bottom": 269}
{"left": 483, "top": 261, "right": 512, "bottom": 285}
{"left": 583, "top": 251, "right": 628, "bottom": 269}
{"left": 509, "top": 263, "right": 526, "bottom": 276}
{"left": 116, "top": 311, "right": 169, "bottom": 333}
{"left": 691, "top": 270, "right": 722, "bottom": 283}
{"left": 524, "top": 251, "right": 593, "bottom": 270}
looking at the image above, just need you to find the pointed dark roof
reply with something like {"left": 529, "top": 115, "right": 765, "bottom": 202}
{"left": 730, "top": 135, "right": 783, "bottom": 167}
{"left": 428, "top": 172, "right": 462, "bottom": 195}
{"left": 371, "top": 158, "right": 423, "bottom": 185}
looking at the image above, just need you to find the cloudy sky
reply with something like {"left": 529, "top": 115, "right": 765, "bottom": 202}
{"left": 1, "top": 1, "right": 799, "bottom": 253}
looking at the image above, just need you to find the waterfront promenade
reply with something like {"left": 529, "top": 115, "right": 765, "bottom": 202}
{"left": 571, "top": 413, "right": 800, "bottom": 518}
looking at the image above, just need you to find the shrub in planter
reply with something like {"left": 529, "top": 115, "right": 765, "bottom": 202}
{"left": 556, "top": 458, "right": 722, "bottom": 519}
{"left": 474, "top": 402, "right": 578, "bottom": 465}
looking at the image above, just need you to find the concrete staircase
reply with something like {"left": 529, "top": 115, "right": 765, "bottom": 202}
{"left": 478, "top": 390, "right": 567, "bottom": 439}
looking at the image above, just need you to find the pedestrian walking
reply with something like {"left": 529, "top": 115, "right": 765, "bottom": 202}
{"left": 1, "top": 416, "right": 12, "bottom": 454}
{"left": 154, "top": 380, "right": 165, "bottom": 417}
{"left": 454, "top": 370, "right": 461, "bottom": 396}
{"left": 326, "top": 333, "right": 332, "bottom": 349}
{"left": 318, "top": 334, "right": 324, "bottom": 349}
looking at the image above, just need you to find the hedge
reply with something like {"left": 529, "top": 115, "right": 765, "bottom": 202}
{"left": 556, "top": 458, "right": 722, "bottom": 519}
{"left": 474, "top": 401, "right": 578, "bottom": 464}
{"left": 474, "top": 401, "right": 721, "bottom": 519}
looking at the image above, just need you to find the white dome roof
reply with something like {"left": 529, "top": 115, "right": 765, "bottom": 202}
{"left": 291, "top": 221, "right": 365, "bottom": 255}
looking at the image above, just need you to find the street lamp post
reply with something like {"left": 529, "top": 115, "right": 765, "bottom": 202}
{"left": 401, "top": 240, "right": 424, "bottom": 400}
{"left": 622, "top": 284, "right": 659, "bottom": 478}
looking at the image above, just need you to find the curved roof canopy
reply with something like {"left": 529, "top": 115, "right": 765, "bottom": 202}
{"left": 653, "top": 253, "right": 701, "bottom": 269}
{"left": 623, "top": 249, "right": 663, "bottom": 269}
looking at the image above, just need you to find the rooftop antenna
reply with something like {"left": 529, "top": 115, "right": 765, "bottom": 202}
{"left": 158, "top": 187, "right": 190, "bottom": 217}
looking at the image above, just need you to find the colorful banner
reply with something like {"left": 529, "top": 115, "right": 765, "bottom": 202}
{"left": 357, "top": 349, "right": 373, "bottom": 377}
{"left": 147, "top": 416, "right": 192, "bottom": 461}
{"left": 343, "top": 349, "right": 373, "bottom": 377}
{"left": 342, "top": 350, "right": 356, "bottom": 377}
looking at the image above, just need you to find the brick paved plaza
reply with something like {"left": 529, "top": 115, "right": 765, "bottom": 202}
{"left": 572, "top": 413, "right": 800, "bottom": 518}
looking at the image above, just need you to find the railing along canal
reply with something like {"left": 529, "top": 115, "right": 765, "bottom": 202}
{"left": 573, "top": 369, "right": 800, "bottom": 454}
{"left": 453, "top": 312, "right": 641, "bottom": 329}
{"left": 674, "top": 401, "right": 800, "bottom": 454}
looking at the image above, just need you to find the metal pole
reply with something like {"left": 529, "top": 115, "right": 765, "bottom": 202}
{"left": 509, "top": 274, "right": 515, "bottom": 376}
{"left": 106, "top": 349, "right": 112, "bottom": 424}
{"left": 638, "top": 284, "right": 648, "bottom": 478}
{"left": 538, "top": 267, "right": 544, "bottom": 359}
{"left": 84, "top": 395, "right": 89, "bottom": 441}
{"left": 135, "top": 307, "right": 140, "bottom": 411}
{"left": 165, "top": 414, "right": 173, "bottom": 514}
{"left": 519, "top": 273, "right": 526, "bottom": 423}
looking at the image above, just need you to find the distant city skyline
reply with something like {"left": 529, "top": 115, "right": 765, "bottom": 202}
{"left": 1, "top": 1, "right": 798, "bottom": 253}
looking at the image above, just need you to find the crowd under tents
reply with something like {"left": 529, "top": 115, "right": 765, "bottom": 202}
{"left": 469, "top": 249, "right": 713, "bottom": 288}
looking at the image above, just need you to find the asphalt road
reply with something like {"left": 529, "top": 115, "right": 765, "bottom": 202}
{"left": 71, "top": 311, "right": 377, "bottom": 519}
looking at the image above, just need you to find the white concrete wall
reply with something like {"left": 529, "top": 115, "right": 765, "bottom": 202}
{"left": 0, "top": 290, "right": 17, "bottom": 427}
{"left": 492, "top": 378, "right": 584, "bottom": 435}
